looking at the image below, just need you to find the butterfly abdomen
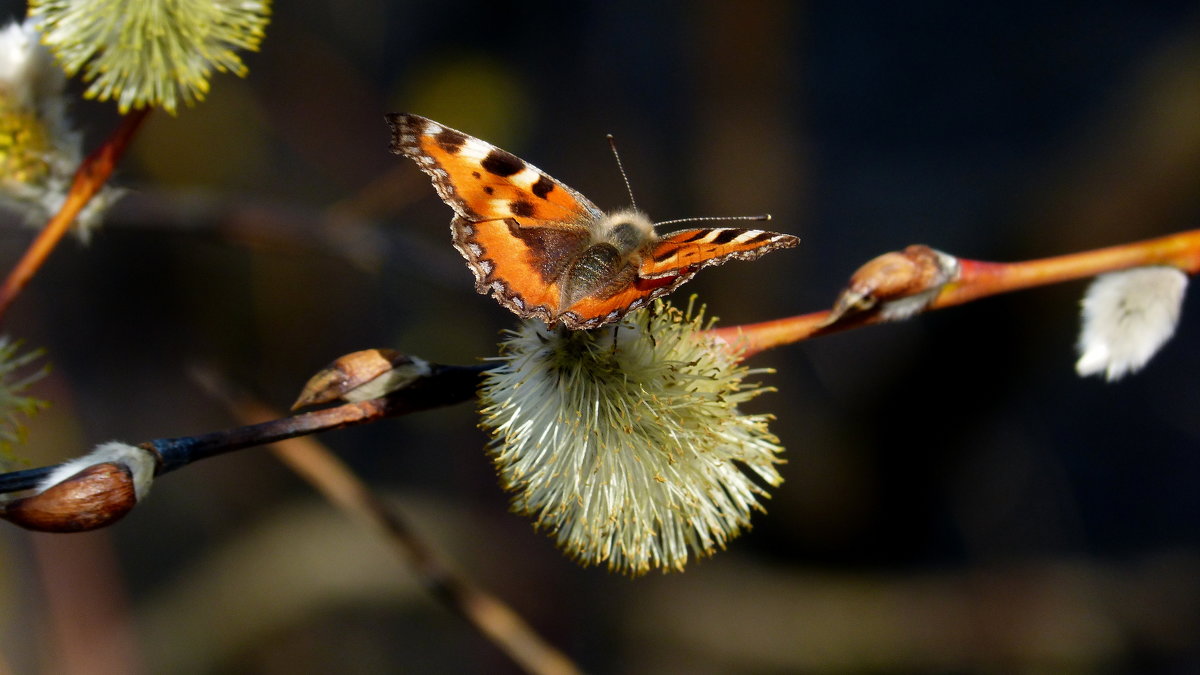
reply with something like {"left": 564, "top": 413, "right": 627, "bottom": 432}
{"left": 560, "top": 244, "right": 638, "bottom": 309}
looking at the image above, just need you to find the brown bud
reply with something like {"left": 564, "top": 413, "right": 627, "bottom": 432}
{"left": 826, "top": 245, "right": 959, "bottom": 324}
{"left": 1, "top": 463, "right": 137, "bottom": 532}
{"left": 292, "top": 349, "right": 430, "bottom": 410}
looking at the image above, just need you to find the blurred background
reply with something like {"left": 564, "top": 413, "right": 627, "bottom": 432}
{"left": 1, "top": 0, "right": 1199, "bottom": 672}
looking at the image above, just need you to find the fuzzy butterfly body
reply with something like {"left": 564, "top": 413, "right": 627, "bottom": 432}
{"left": 386, "top": 113, "right": 799, "bottom": 329}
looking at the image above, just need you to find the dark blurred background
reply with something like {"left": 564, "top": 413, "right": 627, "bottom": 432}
{"left": 1, "top": 1, "right": 1199, "bottom": 672}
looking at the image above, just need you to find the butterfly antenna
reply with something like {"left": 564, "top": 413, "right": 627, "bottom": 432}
{"left": 653, "top": 214, "right": 772, "bottom": 228}
{"left": 606, "top": 134, "right": 638, "bottom": 211}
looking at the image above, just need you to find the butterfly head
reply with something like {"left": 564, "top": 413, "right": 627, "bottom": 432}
{"left": 595, "top": 208, "right": 656, "bottom": 255}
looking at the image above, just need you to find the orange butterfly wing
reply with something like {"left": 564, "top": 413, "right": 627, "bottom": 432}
{"left": 451, "top": 216, "right": 591, "bottom": 324}
{"left": 388, "top": 113, "right": 603, "bottom": 322}
{"left": 557, "top": 274, "right": 679, "bottom": 328}
{"left": 387, "top": 113, "right": 601, "bottom": 224}
{"left": 389, "top": 113, "right": 801, "bottom": 329}
{"left": 640, "top": 228, "right": 800, "bottom": 279}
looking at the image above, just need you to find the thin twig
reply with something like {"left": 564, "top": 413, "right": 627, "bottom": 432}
{"left": 937, "top": 228, "right": 1200, "bottom": 307}
{"left": 198, "top": 373, "right": 582, "bottom": 675}
{"left": 0, "top": 363, "right": 490, "bottom": 495}
{"left": 0, "top": 108, "right": 152, "bottom": 322}
{"left": 711, "top": 228, "right": 1200, "bottom": 358}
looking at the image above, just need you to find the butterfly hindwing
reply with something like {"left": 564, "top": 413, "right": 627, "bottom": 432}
{"left": 451, "top": 216, "right": 589, "bottom": 323}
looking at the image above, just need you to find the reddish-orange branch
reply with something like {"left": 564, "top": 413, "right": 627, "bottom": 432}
{"left": 0, "top": 108, "right": 152, "bottom": 322}
{"left": 712, "top": 228, "right": 1200, "bottom": 359}
{"left": 708, "top": 310, "right": 836, "bottom": 358}
{"left": 936, "top": 229, "right": 1200, "bottom": 307}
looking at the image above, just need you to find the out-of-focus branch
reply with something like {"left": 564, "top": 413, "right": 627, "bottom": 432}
{"left": 202, "top": 375, "right": 581, "bottom": 675}
{"left": 0, "top": 108, "right": 151, "bottom": 322}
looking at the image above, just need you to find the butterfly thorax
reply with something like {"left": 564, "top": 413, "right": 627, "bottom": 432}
{"left": 556, "top": 209, "right": 656, "bottom": 311}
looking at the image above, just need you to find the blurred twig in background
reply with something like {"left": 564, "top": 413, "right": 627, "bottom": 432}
{"left": 195, "top": 369, "right": 581, "bottom": 675}
{"left": 0, "top": 109, "right": 149, "bottom": 321}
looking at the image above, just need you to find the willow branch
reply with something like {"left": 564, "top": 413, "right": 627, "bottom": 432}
{"left": 0, "top": 363, "right": 489, "bottom": 495}
{"left": 711, "top": 228, "right": 1200, "bottom": 358}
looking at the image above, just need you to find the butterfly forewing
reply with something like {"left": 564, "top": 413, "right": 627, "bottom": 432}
{"left": 640, "top": 228, "right": 800, "bottom": 279}
{"left": 387, "top": 114, "right": 602, "bottom": 225}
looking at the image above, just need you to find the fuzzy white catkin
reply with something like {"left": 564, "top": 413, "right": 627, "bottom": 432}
{"left": 1075, "top": 266, "right": 1188, "bottom": 381}
{"left": 479, "top": 301, "right": 785, "bottom": 575}
{"left": 28, "top": 0, "right": 271, "bottom": 114}
{"left": 0, "top": 19, "right": 121, "bottom": 237}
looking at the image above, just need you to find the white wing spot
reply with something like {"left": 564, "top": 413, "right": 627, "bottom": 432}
{"left": 457, "top": 138, "right": 496, "bottom": 162}
{"left": 512, "top": 167, "right": 542, "bottom": 189}
{"left": 733, "top": 230, "right": 765, "bottom": 243}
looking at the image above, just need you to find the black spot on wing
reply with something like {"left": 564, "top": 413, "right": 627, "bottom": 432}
{"left": 531, "top": 175, "right": 555, "bottom": 199}
{"left": 710, "top": 230, "right": 741, "bottom": 245}
{"left": 510, "top": 200, "right": 535, "bottom": 217}
{"left": 483, "top": 186, "right": 494, "bottom": 195}
{"left": 481, "top": 149, "right": 524, "bottom": 177}
{"left": 674, "top": 230, "right": 710, "bottom": 244}
{"left": 435, "top": 128, "right": 467, "bottom": 154}
{"left": 652, "top": 247, "right": 680, "bottom": 263}
{"left": 472, "top": 171, "right": 481, "bottom": 179}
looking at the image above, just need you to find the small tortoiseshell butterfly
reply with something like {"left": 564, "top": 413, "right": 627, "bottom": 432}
{"left": 387, "top": 113, "right": 799, "bottom": 329}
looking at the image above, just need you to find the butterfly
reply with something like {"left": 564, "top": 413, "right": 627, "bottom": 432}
{"left": 386, "top": 113, "right": 799, "bottom": 330}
